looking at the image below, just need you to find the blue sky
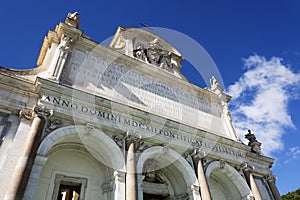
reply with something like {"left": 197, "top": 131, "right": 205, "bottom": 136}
{"left": 1, "top": 0, "right": 300, "bottom": 195}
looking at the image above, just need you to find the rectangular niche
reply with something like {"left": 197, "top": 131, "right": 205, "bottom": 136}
{"left": 52, "top": 174, "right": 87, "bottom": 200}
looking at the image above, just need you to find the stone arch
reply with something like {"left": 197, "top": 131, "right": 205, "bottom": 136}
{"left": 25, "top": 125, "right": 126, "bottom": 200}
{"left": 37, "top": 125, "right": 125, "bottom": 171}
{"left": 205, "top": 161, "right": 253, "bottom": 200}
{"left": 137, "top": 146, "right": 200, "bottom": 199}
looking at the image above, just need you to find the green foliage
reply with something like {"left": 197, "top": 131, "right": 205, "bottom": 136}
{"left": 282, "top": 188, "right": 300, "bottom": 200}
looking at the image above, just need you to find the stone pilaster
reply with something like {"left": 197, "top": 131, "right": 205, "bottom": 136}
{"left": 137, "top": 173, "right": 145, "bottom": 200}
{"left": 265, "top": 174, "right": 282, "bottom": 200}
{"left": 23, "top": 155, "right": 48, "bottom": 200}
{"left": 5, "top": 104, "right": 52, "bottom": 200}
{"left": 113, "top": 170, "right": 126, "bottom": 200}
{"left": 186, "top": 184, "right": 200, "bottom": 200}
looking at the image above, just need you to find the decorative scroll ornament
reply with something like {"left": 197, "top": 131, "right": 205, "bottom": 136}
{"left": 19, "top": 108, "right": 35, "bottom": 120}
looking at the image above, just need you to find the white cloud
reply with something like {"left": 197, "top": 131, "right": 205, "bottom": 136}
{"left": 227, "top": 55, "right": 300, "bottom": 156}
{"left": 284, "top": 146, "right": 300, "bottom": 164}
{"left": 289, "top": 146, "right": 300, "bottom": 159}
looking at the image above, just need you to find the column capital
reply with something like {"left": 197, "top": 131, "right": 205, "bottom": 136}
{"left": 265, "top": 173, "right": 277, "bottom": 182}
{"left": 19, "top": 108, "right": 35, "bottom": 120}
{"left": 20, "top": 103, "right": 53, "bottom": 120}
{"left": 34, "top": 103, "right": 53, "bottom": 118}
{"left": 125, "top": 131, "right": 141, "bottom": 142}
{"left": 190, "top": 148, "right": 207, "bottom": 159}
{"left": 240, "top": 162, "right": 255, "bottom": 171}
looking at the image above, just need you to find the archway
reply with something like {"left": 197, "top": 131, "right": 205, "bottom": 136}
{"left": 137, "top": 146, "right": 200, "bottom": 200}
{"left": 205, "top": 161, "right": 254, "bottom": 200}
{"left": 24, "top": 125, "right": 125, "bottom": 200}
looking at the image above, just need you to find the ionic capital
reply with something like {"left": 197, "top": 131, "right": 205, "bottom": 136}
{"left": 265, "top": 173, "right": 277, "bottom": 182}
{"left": 191, "top": 149, "right": 207, "bottom": 159}
{"left": 20, "top": 103, "right": 53, "bottom": 120}
{"left": 240, "top": 162, "right": 255, "bottom": 171}
{"left": 34, "top": 103, "right": 53, "bottom": 118}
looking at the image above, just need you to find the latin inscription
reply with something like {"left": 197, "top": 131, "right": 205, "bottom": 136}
{"left": 42, "top": 95, "right": 245, "bottom": 158}
{"left": 65, "top": 50, "right": 222, "bottom": 121}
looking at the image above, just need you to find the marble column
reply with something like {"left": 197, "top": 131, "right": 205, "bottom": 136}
{"left": 192, "top": 151, "right": 211, "bottom": 200}
{"left": 126, "top": 139, "right": 137, "bottom": 200}
{"left": 5, "top": 104, "right": 52, "bottom": 200}
{"left": 266, "top": 174, "right": 282, "bottom": 200}
{"left": 244, "top": 171, "right": 262, "bottom": 200}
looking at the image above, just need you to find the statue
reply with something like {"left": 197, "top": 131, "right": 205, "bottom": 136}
{"left": 209, "top": 76, "right": 223, "bottom": 93}
{"left": 59, "top": 36, "right": 73, "bottom": 51}
{"left": 146, "top": 47, "right": 160, "bottom": 64}
{"left": 160, "top": 50, "right": 172, "bottom": 70}
{"left": 133, "top": 43, "right": 147, "bottom": 61}
{"left": 65, "top": 12, "right": 80, "bottom": 28}
{"left": 245, "top": 130, "right": 263, "bottom": 155}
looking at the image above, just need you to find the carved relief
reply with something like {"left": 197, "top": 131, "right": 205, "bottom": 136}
{"left": 45, "top": 118, "right": 62, "bottom": 133}
{"left": 143, "top": 159, "right": 165, "bottom": 183}
{"left": 133, "top": 41, "right": 178, "bottom": 71}
{"left": 183, "top": 151, "right": 194, "bottom": 168}
{"left": 136, "top": 141, "right": 151, "bottom": 152}
{"left": 134, "top": 43, "right": 147, "bottom": 61}
{"left": 112, "top": 134, "right": 125, "bottom": 149}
